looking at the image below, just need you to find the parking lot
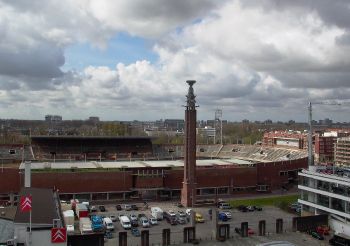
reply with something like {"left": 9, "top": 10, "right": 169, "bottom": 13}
{"left": 88, "top": 201, "right": 330, "bottom": 246}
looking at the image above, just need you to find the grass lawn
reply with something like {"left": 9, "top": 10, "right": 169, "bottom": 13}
{"left": 228, "top": 194, "right": 299, "bottom": 208}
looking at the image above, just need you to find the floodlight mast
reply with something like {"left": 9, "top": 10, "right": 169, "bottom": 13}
{"left": 308, "top": 102, "right": 313, "bottom": 167}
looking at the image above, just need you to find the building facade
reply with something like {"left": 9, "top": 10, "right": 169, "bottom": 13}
{"left": 263, "top": 131, "right": 307, "bottom": 149}
{"left": 335, "top": 137, "right": 350, "bottom": 167}
{"left": 314, "top": 135, "right": 336, "bottom": 164}
{"left": 298, "top": 167, "right": 350, "bottom": 235}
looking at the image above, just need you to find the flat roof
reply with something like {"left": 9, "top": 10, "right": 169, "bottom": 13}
{"left": 14, "top": 188, "right": 60, "bottom": 225}
{"left": 20, "top": 158, "right": 256, "bottom": 170}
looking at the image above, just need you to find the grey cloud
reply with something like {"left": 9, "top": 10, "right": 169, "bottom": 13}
{"left": 273, "top": 72, "right": 350, "bottom": 89}
{"left": 0, "top": 44, "right": 64, "bottom": 80}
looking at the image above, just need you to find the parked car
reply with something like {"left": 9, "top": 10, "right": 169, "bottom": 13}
{"left": 310, "top": 231, "right": 324, "bottom": 240}
{"left": 149, "top": 217, "right": 158, "bottom": 225}
{"left": 99, "top": 205, "right": 106, "bottom": 212}
{"left": 185, "top": 209, "right": 192, "bottom": 216}
{"left": 178, "top": 211, "right": 186, "bottom": 217}
{"left": 104, "top": 231, "right": 113, "bottom": 239}
{"left": 222, "top": 211, "right": 232, "bottom": 219}
{"left": 138, "top": 213, "right": 146, "bottom": 219}
{"left": 248, "top": 228, "right": 255, "bottom": 235}
{"left": 131, "top": 228, "right": 140, "bottom": 237}
{"left": 218, "top": 203, "right": 232, "bottom": 209}
{"left": 218, "top": 212, "right": 228, "bottom": 222}
{"left": 139, "top": 217, "right": 150, "bottom": 228}
{"left": 131, "top": 204, "right": 138, "bottom": 210}
{"left": 109, "top": 215, "right": 117, "bottom": 222}
{"left": 176, "top": 214, "right": 187, "bottom": 224}
{"left": 316, "top": 225, "right": 330, "bottom": 235}
{"left": 246, "top": 206, "right": 255, "bottom": 212}
{"left": 116, "top": 204, "right": 122, "bottom": 211}
{"left": 164, "top": 211, "right": 177, "bottom": 225}
{"left": 253, "top": 206, "right": 262, "bottom": 211}
{"left": 89, "top": 205, "right": 97, "bottom": 212}
{"left": 124, "top": 204, "right": 132, "bottom": 211}
{"left": 195, "top": 213, "right": 204, "bottom": 223}
{"left": 237, "top": 205, "right": 248, "bottom": 212}
{"left": 130, "top": 214, "right": 138, "bottom": 221}
{"left": 129, "top": 214, "right": 138, "bottom": 227}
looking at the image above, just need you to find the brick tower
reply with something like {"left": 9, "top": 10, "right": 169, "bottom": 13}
{"left": 181, "top": 80, "right": 197, "bottom": 207}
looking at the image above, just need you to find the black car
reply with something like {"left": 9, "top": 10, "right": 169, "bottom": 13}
{"left": 138, "top": 213, "right": 146, "bottom": 219}
{"left": 130, "top": 220, "right": 138, "bottom": 227}
{"left": 131, "top": 204, "right": 138, "bottom": 210}
{"left": 116, "top": 204, "right": 122, "bottom": 211}
{"left": 237, "top": 205, "right": 248, "bottom": 212}
{"left": 235, "top": 227, "right": 241, "bottom": 234}
{"left": 99, "top": 205, "right": 106, "bottom": 212}
{"left": 253, "top": 206, "right": 262, "bottom": 211}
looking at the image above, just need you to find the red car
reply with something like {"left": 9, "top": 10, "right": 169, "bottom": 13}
{"left": 316, "top": 225, "right": 330, "bottom": 235}
{"left": 248, "top": 228, "right": 255, "bottom": 235}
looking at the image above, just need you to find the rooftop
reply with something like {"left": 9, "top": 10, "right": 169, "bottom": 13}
{"left": 0, "top": 219, "right": 14, "bottom": 243}
{"left": 14, "top": 187, "right": 60, "bottom": 225}
{"left": 19, "top": 158, "right": 256, "bottom": 170}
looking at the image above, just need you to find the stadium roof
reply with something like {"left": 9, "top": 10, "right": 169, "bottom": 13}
{"left": 19, "top": 158, "right": 256, "bottom": 170}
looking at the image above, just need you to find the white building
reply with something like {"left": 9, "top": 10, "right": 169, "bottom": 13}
{"left": 298, "top": 166, "right": 350, "bottom": 235}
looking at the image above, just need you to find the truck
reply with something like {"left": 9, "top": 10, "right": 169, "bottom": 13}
{"left": 79, "top": 217, "right": 93, "bottom": 234}
{"left": 91, "top": 215, "right": 104, "bottom": 232}
{"left": 103, "top": 217, "right": 115, "bottom": 231}
{"left": 151, "top": 207, "right": 164, "bottom": 220}
{"left": 76, "top": 203, "right": 89, "bottom": 218}
{"left": 63, "top": 210, "right": 75, "bottom": 226}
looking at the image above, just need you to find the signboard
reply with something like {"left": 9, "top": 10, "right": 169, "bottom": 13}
{"left": 51, "top": 228, "right": 66, "bottom": 243}
{"left": 20, "top": 195, "right": 32, "bottom": 212}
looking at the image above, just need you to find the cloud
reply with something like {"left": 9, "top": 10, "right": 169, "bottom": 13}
{"left": 1, "top": 0, "right": 350, "bottom": 121}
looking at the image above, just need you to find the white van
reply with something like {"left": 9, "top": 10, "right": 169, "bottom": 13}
{"left": 103, "top": 217, "right": 115, "bottom": 231}
{"left": 120, "top": 215, "right": 131, "bottom": 229}
{"left": 151, "top": 207, "right": 163, "bottom": 220}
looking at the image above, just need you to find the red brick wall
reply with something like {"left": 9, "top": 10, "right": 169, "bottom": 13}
{"left": 256, "top": 158, "right": 307, "bottom": 189}
{"left": 30, "top": 171, "right": 133, "bottom": 193}
{"left": 134, "top": 176, "right": 163, "bottom": 189}
{"left": 0, "top": 168, "right": 20, "bottom": 193}
{"left": 196, "top": 167, "right": 257, "bottom": 188}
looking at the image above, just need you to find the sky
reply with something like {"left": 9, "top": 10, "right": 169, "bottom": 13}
{"left": 1, "top": 0, "right": 350, "bottom": 122}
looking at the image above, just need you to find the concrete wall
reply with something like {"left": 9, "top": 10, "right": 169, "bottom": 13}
{"left": 330, "top": 218, "right": 350, "bottom": 235}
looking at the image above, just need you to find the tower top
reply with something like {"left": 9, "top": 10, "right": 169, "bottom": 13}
{"left": 186, "top": 80, "right": 196, "bottom": 110}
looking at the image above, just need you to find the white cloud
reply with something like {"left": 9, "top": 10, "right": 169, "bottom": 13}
{"left": 0, "top": 0, "right": 350, "bottom": 121}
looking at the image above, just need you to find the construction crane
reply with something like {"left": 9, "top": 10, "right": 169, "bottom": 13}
{"left": 308, "top": 101, "right": 341, "bottom": 167}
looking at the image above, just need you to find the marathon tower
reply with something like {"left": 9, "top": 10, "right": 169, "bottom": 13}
{"left": 181, "top": 80, "right": 197, "bottom": 207}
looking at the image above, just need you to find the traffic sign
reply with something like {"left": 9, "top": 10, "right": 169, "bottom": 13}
{"left": 20, "top": 195, "right": 32, "bottom": 212}
{"left": 51, "top": 228, "right": 66, "bottom": 243}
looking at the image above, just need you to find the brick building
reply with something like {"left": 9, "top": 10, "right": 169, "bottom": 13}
{"left": 263, "top": 131, "right": 308, "bottom": 149}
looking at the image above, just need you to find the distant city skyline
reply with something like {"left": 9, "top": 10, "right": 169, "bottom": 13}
{"left": 1, "top": 1, "right": 350, "bottom": 122}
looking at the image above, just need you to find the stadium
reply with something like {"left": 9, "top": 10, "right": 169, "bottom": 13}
{"left": 0, "top": 136, "right": 307, "bottom": 205}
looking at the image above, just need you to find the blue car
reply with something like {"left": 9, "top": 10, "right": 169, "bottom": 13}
{"left": 218, "top": 212, "right": 228, "bottom": 221}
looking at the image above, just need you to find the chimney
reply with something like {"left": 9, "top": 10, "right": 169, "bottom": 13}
{"left": 24, "top": 161, "right": 31, "bottom": 188}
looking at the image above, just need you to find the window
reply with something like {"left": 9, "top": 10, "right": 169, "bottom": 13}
{"left": 9, "top": 149, "right": 16, "bottom": 154}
